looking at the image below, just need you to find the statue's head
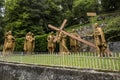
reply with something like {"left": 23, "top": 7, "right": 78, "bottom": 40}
{"left": 27, "top": 32, "right": 32, "bottom": 35}
{"left": 8, "top": 31, "right": 12, "bottom": 35}
{"left": 94, "top": 23, "right": 98, "bottom": 28}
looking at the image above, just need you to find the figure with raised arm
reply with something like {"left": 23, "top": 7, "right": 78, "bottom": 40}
{"left": 93, "top": 23, "right": 107, "bottom": 57}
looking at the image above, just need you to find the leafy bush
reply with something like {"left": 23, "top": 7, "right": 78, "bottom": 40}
{"left": 104, "top": 16, "right": 120, "bottom": 41}
{"left": 101, "top": 0, "right": 120, "bottom": 12}
{"left": 35, "top": 34, "right": 48, "bottom": 52}
{"left": 73, "top": 0, "right": 99, "bottom": 18}
{"left": 15, "top": 37, "right": 24, "bottom": 51}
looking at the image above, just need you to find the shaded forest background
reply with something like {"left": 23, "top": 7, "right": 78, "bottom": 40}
{"left": 0, "top": 0, "right": 120, "bottom": 51}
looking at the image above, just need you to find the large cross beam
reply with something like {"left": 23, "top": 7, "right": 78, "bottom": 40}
{"left": 53, "top": 19, "right": 67, "bottom": 42}
{"left": 48, "top": 20, "right": 96, "bottom": 48}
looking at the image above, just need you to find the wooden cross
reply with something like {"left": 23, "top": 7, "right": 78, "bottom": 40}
{"left": 53, "top": 19, "right": 67, "bottom": 42}
{"left": 48, "top": 19, "right": 96, "bottom": 48}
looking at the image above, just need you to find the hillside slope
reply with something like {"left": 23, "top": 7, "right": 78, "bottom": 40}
{"left": 66, "top": 12, "right": 120, "bottom": 42}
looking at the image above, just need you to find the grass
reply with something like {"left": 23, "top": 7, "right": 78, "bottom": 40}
{"left": 1, "top": 53, "right": 120, "bottom": 71}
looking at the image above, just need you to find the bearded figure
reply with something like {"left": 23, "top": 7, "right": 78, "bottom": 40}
{"left": 93, "top": 23, "right": 107, "bottom": 57}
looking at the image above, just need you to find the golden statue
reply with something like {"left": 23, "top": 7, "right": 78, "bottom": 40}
{"left": 24, "top": 32, "right": 35, "bottom": 54}
{"left": 93, "top": 23, "right": 107, "bottom": 57}
{"left": 3, "top": 31, "right": 15, "bottom": 56}
{"left": 47, "top": 32, "right": 55, "bottom": 53}
{"left": 57, "top": 32, "right": 69, "bottom": 55}
{"left": 70, "top": 29, "right": 80, "bottom": 52}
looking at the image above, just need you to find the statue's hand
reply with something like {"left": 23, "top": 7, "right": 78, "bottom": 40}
{"left": 102, "top": 42, "right": 107, "bottom": 47}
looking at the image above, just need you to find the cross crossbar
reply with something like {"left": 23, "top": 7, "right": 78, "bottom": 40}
{"left": 48, "top": 24, "right": 96, "bottom": 48}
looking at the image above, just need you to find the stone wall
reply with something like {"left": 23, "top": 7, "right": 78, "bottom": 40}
{"left": 108, "top": 42, "right": 120, "bottom": 52}
{"left": 0, "top": 61, "right": 120, "bottom": 80}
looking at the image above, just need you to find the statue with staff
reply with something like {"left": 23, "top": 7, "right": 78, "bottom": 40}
{"left": 87, "top": 12, "right": 111, "bottom": 57}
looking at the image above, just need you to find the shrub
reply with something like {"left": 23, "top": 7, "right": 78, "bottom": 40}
{"left": 15, "top": 37, "right": 24, "bottom": 51}
{"left": 104, "top": 16, "right": 120, "bottom": 41}
{"left": 35, "top": 34, "right": 48, "bottom": 52}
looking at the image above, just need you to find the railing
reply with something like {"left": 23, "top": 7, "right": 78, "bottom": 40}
{"left": 0, "top": 52, "right": 120, "bottom": 71}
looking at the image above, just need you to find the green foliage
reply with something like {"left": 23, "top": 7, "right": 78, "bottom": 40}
{"left": 15, "top": 37, "right": 24, "bottom": 51}
{"left": 73, "top": 0, "right": 99, "bottom": 18}
{"left": 4, "top": 0, "right": 45, "bottom": 37}
{"left": 0, "top": 0, "right": 4, "bottom": 44}
{"left": 104, "top": 16, "right": 120, "bottom": 41}
{"left": 35, "top": 34, "right": 48, "bottom": 52}
{"left": 101, "top": 0, "right": 120, "bottom": 12}
{"left": 3, "top": 0, "right": 74, "bottom": 36}
{"left": 3, "top": 0, "right": 100, "bottom": 38}
{"left": 0, "top": 0, "right": 4, "bottom": 8}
